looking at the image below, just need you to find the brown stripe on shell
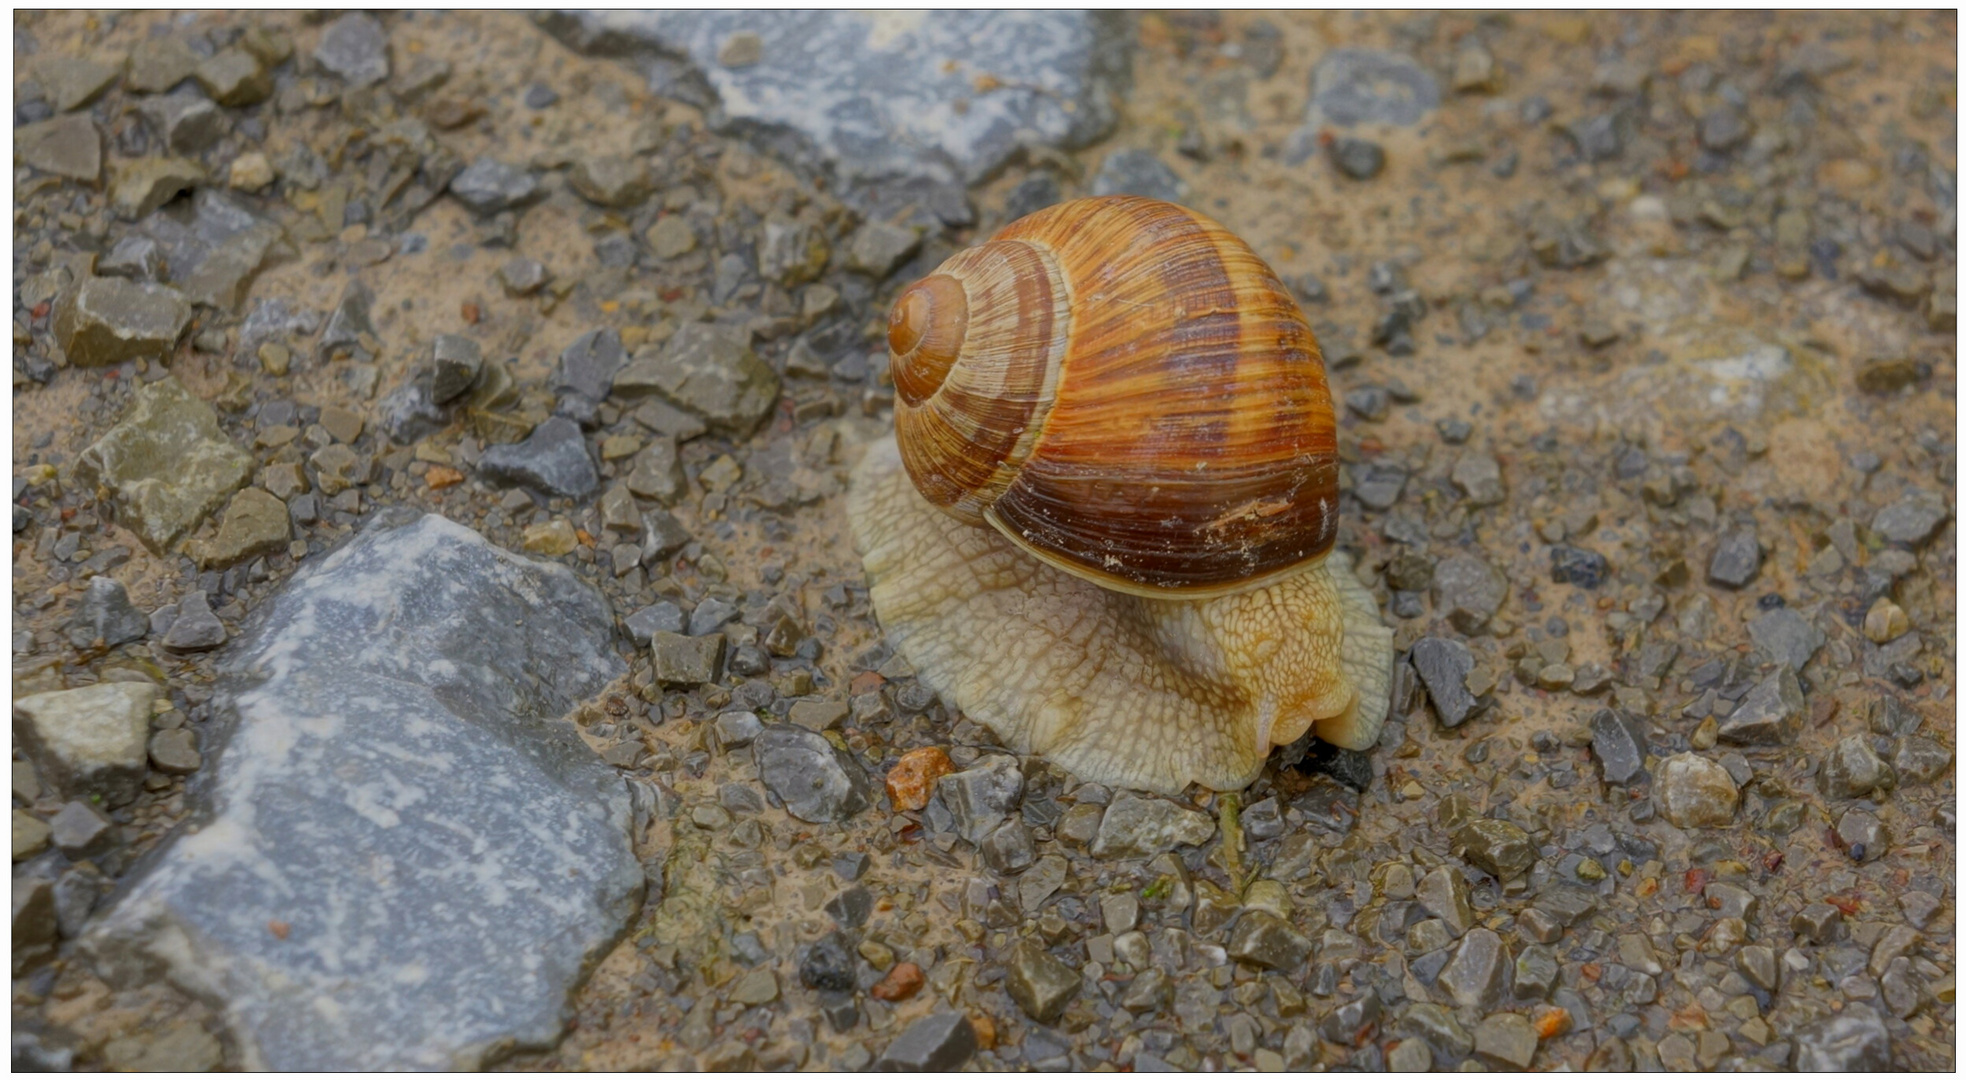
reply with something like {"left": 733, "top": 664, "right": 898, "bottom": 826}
{"left": 988, "top": 196, "right": 1338, "bottom": 597}
{"left": 894, "top": 239, "right": 1070, "bottom": 526}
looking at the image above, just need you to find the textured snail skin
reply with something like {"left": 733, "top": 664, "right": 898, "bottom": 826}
{"left": 850, "top": 437, "right": 1394, "bottom": 795}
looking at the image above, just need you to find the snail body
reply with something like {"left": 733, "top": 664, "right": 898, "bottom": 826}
{"left": 851, "top": 196, "right": 1392, "bottom": 794}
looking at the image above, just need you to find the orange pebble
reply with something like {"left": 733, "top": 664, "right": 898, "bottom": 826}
{"left": 969, "top": 1014, "right": 996, "bottom": 1050}
{"left": 1533, "top": 1005, "right": 1571, "bottom": 1040}
{"left": 426, "top": 465, "right": 464, "bottom": 490}
{"left": 885, "top": 746, "right": 953, "bottom": 811}
{"left": 870, "top": 962, "right": 924, "bottom": 1002}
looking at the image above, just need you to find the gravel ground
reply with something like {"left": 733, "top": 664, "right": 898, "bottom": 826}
{"left": 10, "top": 9, "right": 1956, "bottom": 1072}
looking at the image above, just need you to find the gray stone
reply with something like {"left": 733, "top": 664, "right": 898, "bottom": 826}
{"left": 1451, "top": 453, "right": 1505, "bottom": 506}
{"left": 161, "top": 590, "right": 227, "bottom": 652}
{"left": 1454, "top": 818, "right": 1535, "bottom": 880}
{"left": 67, "top": 576, "right": 149, "bottom": 649}
{"left": 979, "top": 819, "right": 1035, "bottom": 873}
{"left": 1819, "top": 735, "right": 1888, "bottom": 799}
{"left": 1018, "top": 853, "right": 1067, "bottom": 912}
{"left": 1387, "top": 1037, "right": 1432, "bottom": 1072}
{"left": 477, "top": 417, "right": 598, "bottom": 499}
{"left": 1749, "top": 609, "right": 1824, "bottom": 671}
{"left": 1590, "top": 708, "right": 1649, "bottom": 784}
{"left": 935, "top": 755, "right": 1024, "bottom": 844}
{"left": 1718, "top": 666, "right": 1803, "bottom": 745}
{"left": 1411, "top": 637, "right": 1478, "bottom": 727}
{"left": 373, "top": 375, "right": 448, "bottom": 446}
{"left": 541, "top": 11, "right": 1128, "bottom": 216}
{"left": 624, "top": 440, "right": 684, "bottom": 504}
{"left": 1474, "top": 1012, "right": 1537, "bottom": 1069}
{"left": 53, "top": 864, "right": 107, "bottom": 939}
{"left": 757, "top": 214, "right": 829, "bottom": 287}
{"left": 650, "top": 631, "right": 724, "bottom": 687}
{"left": 753, "top": 724, "right": 873, "bottom": 824}
{"left": 1792, "top": 1003, "right": 1890, "bottom": 1071}
{"left": 1319, "top": 988, "right": 1381, "bottom": 1043}
{"left": 194, "top": 50, "right": 272, "bottom": 107}
{"left": 1871, "top": 496, "right": 1948, "bottom": 547}
{"left": 846, "top": 221, "right": 923, "bottom": 279}
{"left": 613, "top": 324, "right": 780, "bottom": 438}
{"left": 1091, "top": 149, "right": 1188, "bottom": 204}
{"left": 1352, "top": 459, "right": 1405, "bottom": 504}
{"left": 1538, "top": 888, "right": 1598, "bottom": 928}
{"left": 569, "top": 154, "right": 653, "bottom": 209}
{"left": 1398, "top": 1002, "right": 1474, "bottom": 1060}
{"left": 1699, "top": 105, "right": 1752, "bottom": 152}
{"left": 137, "top": 89, "right": 231, "bottom": 155}
{"left": 623, "top": 601, "right": 686, "bottom": 646}
{"left": 315, "top": 13, "right": 391, "bottom": 87}
{"left": 37, "top": 55, "right": 120, "bottom": 111}
{"left": 878, "top": 1011, "right": 977, "bottom": 1071}
{"left": 15, "top": 114, "right": 103, "bottom": 182}
{"left": 640, "top": 508, "right": 692, "bottom": 561}
{"left": 711, "top": 710, "right": 764, "bottom": 752}
{"left": 1791, "top": 902, "right": 1846, "bottom": 944}
{"left": 798, "top": 930, "right": 856, "bottom": 992}
{"left": 1415, "top": 865, "right": 1473, "bottom": 936}
{"left": 84, "top": 515, "right": 638, "bottom": 1070}
{"left": 497, "top": 257, "right": 550, "bottom": 297}
{"left": 100, "top": 235, "right": 165, "bottom": 281}
{"left": 429, "top": 335, "right": 483, "bottom": 405}
{"left": 126, "top": 36, "right": 202, "bottom": 94}
{"left": 47, "top": 800, "right": 115, "bottom": 860}
{"left": 13, "top": 682, "right": 157, "bottom": 807}
{"left": 1308, "top": 49, "right": 1439, "bottom": 127}
{"left": 1893, "top": 736, "right": 1951, "bottom": 784}
{"left": 135, "top": 189, "right": 284, "bottom": 312}
{"left": 1005, "top": 939, "right": 1077, "bottom": 1023}
{"left": 14, "top": 876, "right": 59, "bottom": 953}
{"left": 1514, "top": 943, "right": 1559, "bottom": 999}
{"left": 1227, "top": 911, "right": 1312, "bottom": 971}
{"left": 148, "top": 728, "right": 201, "bottom": 775}
{"left": 1433, "top": 554, "right": 1507, "bottom": 633}
{"left": 1563, "top": 112, "right": 1625, "bottom": 161}
{"left": 317, "top": 280, "right": 378, "bottom": 363}
{"left": 1834, "top": 806, "right": 1886, "bottom": 861}
{"left": 786, "top": 699, "right": 848, "bottom": 732}
{"left": 1090, "top": 791, "right": 1214, "bottom": 859}
{"left": 1100, "top": 890, "right": 1139, "bottom": 934}
{"left": 1437, "top": 928, "right": 1508, "bottom": 1009}
{"left": 1657, "top": 753, "right": 1737, "bottom": 828}
{"left": 110, "top": 157, "right": 205, "bottom": 220}
{"left": 1241, "top": 795, "right": 1284, "bottom": 840}
{"left": 450, "top": 158, "right": 541, "bottom": 216}
{"left": 1737, "top": 944, "right": 1779, "bottom": 992}
{"left": 54, "top": 276, "right": 192, "bottom": 368}
{"left": 1328, "top": 137, "right": 1386, "bottom": 180}
{"left": 195, "top": 488, "right": 291, "bottom": 569}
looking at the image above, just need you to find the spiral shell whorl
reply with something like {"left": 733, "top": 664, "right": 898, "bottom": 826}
{"left": 892, "top": 240, "right": 1070, "bottom": 526}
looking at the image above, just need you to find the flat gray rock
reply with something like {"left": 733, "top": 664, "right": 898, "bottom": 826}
{"left": 540, "top": 10, "right": 1130, "bottom": 219}
{"left": 1308, "top": 48, "right": 1440, "bottom": 128}
{"left": 83, "top": 513, "right": 640, "bottom": 1070}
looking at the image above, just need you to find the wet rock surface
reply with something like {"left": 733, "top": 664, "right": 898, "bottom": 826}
{"left": 541, "top": 10, "right": 1130, "bottom": 216}
{"left": 83, "top": 513, "right": 640, "bottom": 1069}
{"left": 8, "top": 9, "right": 1955, "bottom": 1075}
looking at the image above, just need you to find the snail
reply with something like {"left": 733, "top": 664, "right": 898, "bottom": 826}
{"left": 848, "top": 196, "right": 1393, "bottom": 795}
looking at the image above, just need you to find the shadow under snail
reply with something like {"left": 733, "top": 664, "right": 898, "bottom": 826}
{"left": 848, "top": 195, "right": 1393, "bottom": 795}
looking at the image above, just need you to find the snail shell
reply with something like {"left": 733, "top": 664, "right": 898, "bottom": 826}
{"left": 887, "top": 195, "right": 1338, "bottom": 599}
